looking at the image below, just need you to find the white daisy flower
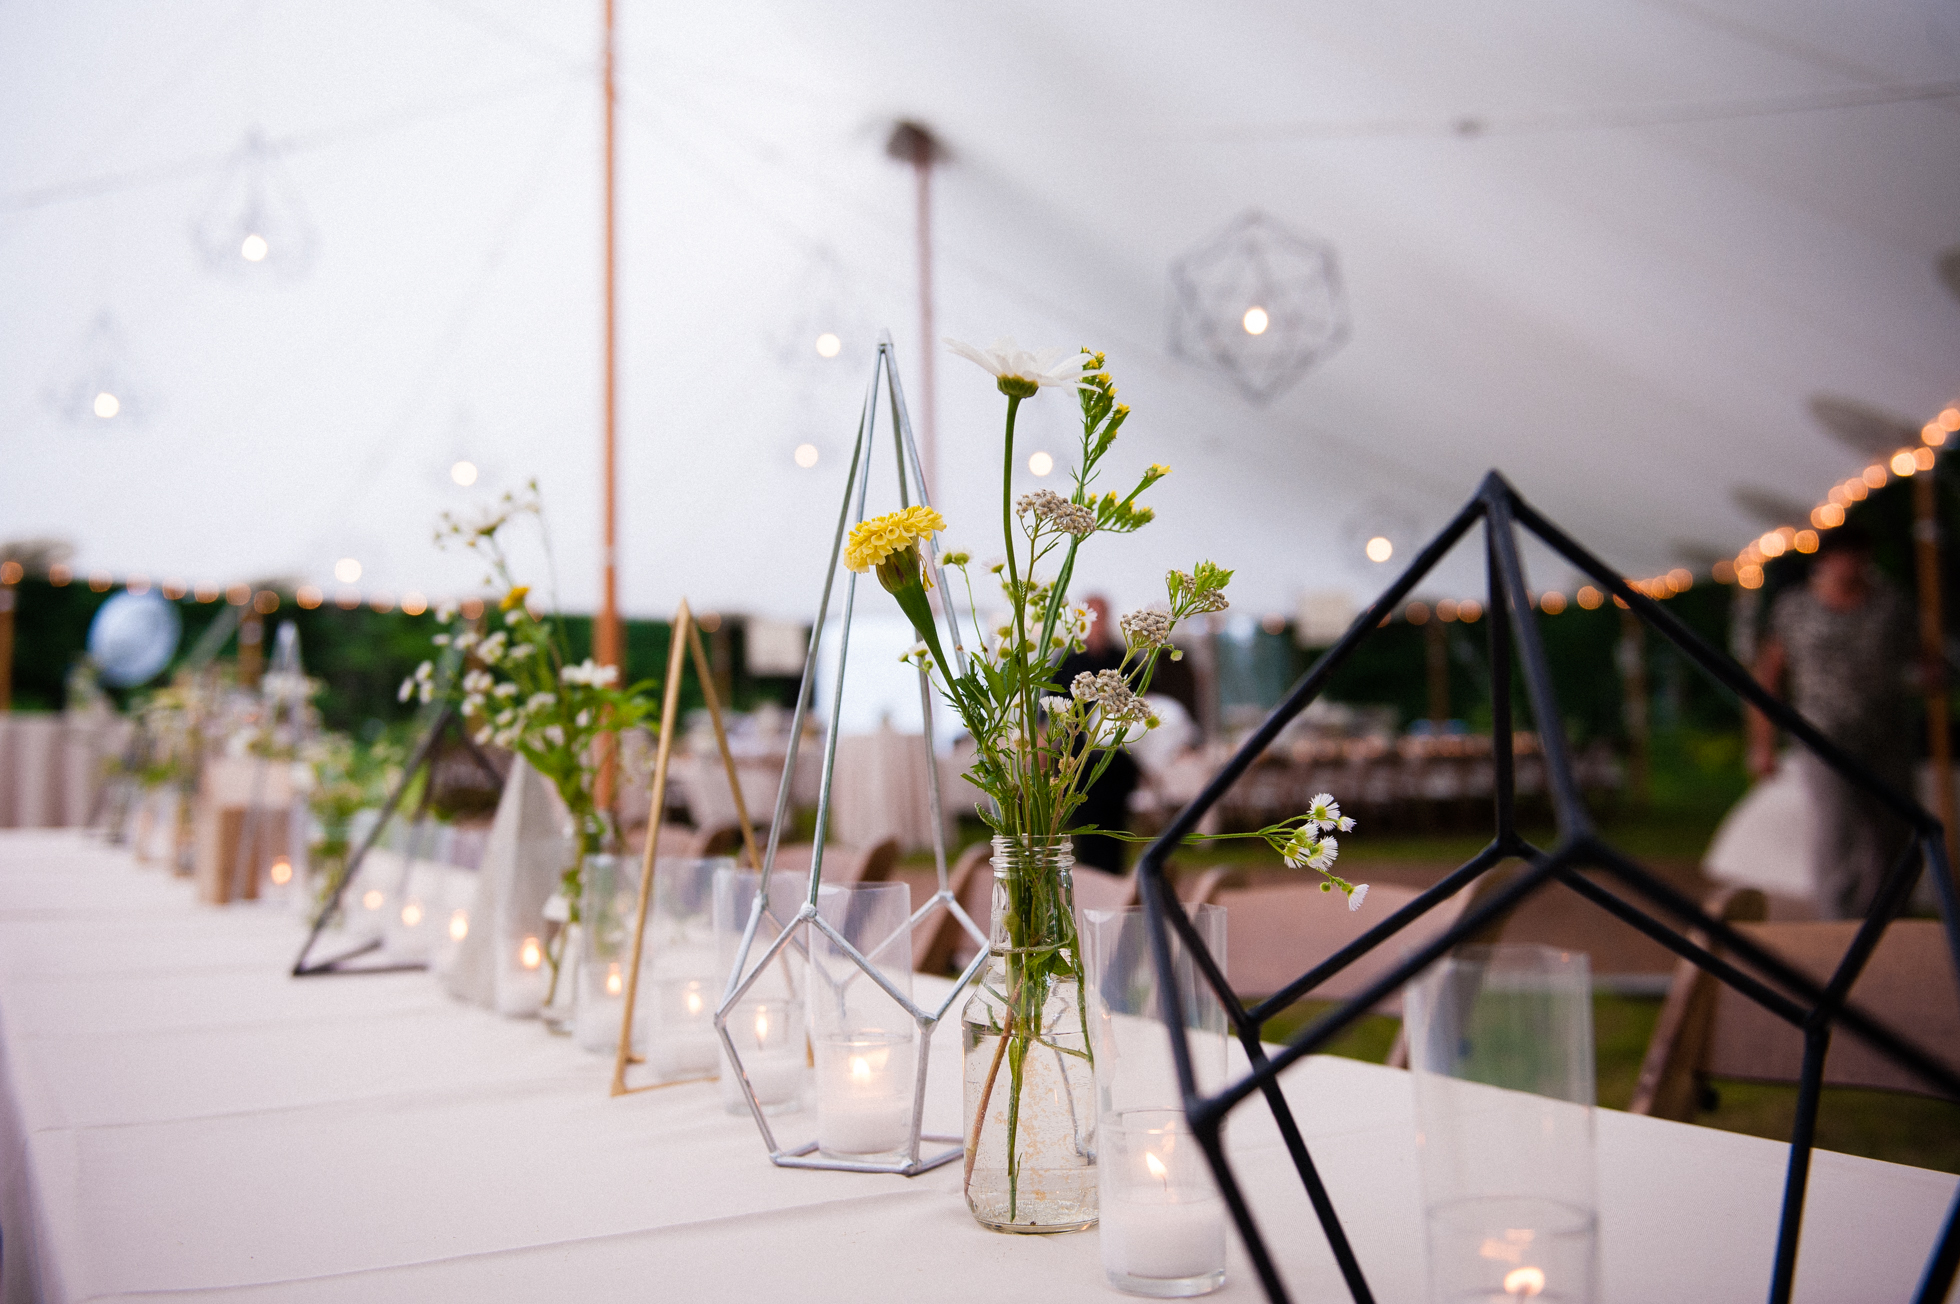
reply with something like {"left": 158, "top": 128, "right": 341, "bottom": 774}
{"left": 945, "top": 336, "right": 1096, "bottom": 397}
{"left": 1347, "top": 883, "right": 1369, "bottom": 911}
{"left": 1305, "top": 793, "right": 1342, "bottom": 828}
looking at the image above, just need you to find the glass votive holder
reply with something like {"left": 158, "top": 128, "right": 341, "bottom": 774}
{"left": 645, "top": 855, "right": 732, "bottom": 1079}
{"left": 1407, "top": 944, "right": 1598, "bottom": 1304}
{"left": 809, "top": 879, "right": 915, "bottom": 1163}
{"left": 1100, "top": 1110, "right": 1227, "bottom": 1298}
{"left": 575, "top": 854, "right": 638, "bottom": 1054}
{"left": 714, "top": 865, "right": 809, "bottom": 1115}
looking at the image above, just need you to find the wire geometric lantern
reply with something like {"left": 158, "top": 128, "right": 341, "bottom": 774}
{"left": 1168, "top": 209, "right": 1350, "bottom": 404}
{"left": 1137, "top": 471, "right": 1960, "bottom": 1304}
{"left": 715, "top": 330, "right": 991, "bottom": 1174}
{"left": 45, "top": 312, "right": 150, "bottom": 426}
{"left": 191, "top": 130, "right": 319, "bottom": 279}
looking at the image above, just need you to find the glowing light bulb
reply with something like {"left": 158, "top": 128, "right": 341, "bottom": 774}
{"left": 849, "top": 1055, "right": 872, "bottom": 1085}
{"left": 93, "top": 392, "right": 120, "bottom": 419}
{"left": 268, "top": 858, "right": 293, "bottom": 885}
{"left": 1539, "top": 591, "right": 1567, "bottom": 615}
{"left": 815, "top": 332, "right": 842, "bottom": 358}
{"left": 1891, "top": 450, "right": 1918, "bottom": 477}
{"left": 449, "top": 909, "right": 469, "bottom": 941}
{"left": 401, "top": 901, "right": 424, "bottom": 927}
{"left": 1503, "top": 1266, "right": 1545, "bottom": 1297}
{"left": 1365, "top": 536, "right": 1393, "bottom": 563}
{"left": 1028, "top": 450, "right": 1054, "bottom": 476}
{"left": 793, "top": 442, "right": 820, "bottom": 468}
{"left": 519, "top": 936, "right": 542, "bottom": 970}
{"left": 450, "top": 460, "right": 478, "bottom": 486}
{"left": 605, "top": 963, "right": 623, "bottom": 996}
{"left": 1242, "top": 306, "right": 1270, "bottom": 335}
{"left": 362, "top": 889, "right": 384, "bottom": 911}
{"left": 334, "top": 558, "right": 362, "bottom": 584}
{"left": 240, "top": 233, "right": 269, "bottom": 262}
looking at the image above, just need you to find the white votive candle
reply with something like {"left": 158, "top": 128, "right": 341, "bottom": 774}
{"left": 1100, "top": 1111, "right": 1227, "bottom": 1297}
{"left": 650, "top": 976, "right": 720, "bottom": 1077}
{"left": 721, "top": 999, "right": 805, "bottom": 1114}
{"left": 815, "top": 1032, "right": 914, "bottom": 1159}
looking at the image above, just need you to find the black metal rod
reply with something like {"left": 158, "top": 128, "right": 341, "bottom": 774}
{"left": 1197, "top": 847, "right": 1570, "bottom": 1126}
{"left": 1913, "top": 1185, "right": 1960, "bottom": 1304}
{"left": 1819, "top": 837, "right": 1926, "bottom": 1010}
{"left": 1548, "top": 864, "right": 1811, "bottom": 1027}
{"left": 1193, "top": 1114, "right": 1295, "bottom": 1304}
{"left": 1483, "top": 477, "right": 1591, "bottom": 835}
{"left": 1511, "top": 493, "right": 1937, "bottom": 833}
{"left": 1768, "top": 1026, "right": 1832, "bottom": 1304}
{"left": 1248, "top": 839, "right": 1510, "bottom": 1024}
{"left": 1486, "top": 518, "right": 1519, "bottom": 844}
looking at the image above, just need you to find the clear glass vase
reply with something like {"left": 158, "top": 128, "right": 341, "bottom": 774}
{"left": 961, "top": 834, "right": 1098, "bottom": 1233}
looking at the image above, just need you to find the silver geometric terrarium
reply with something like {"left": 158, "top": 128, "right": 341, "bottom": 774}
{"left": 715, "top": 330, "right": 990, "bottom": 1174}
{"left": 1169, "top": 209, "right": 1350, "bottom": 404}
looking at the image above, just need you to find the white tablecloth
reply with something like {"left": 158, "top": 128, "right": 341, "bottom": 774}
{"left": 0, "top": 831, "right": 1953, "bottom": 1303}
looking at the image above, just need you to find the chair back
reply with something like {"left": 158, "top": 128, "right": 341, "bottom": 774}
{"left": 1632, "top": 894, "right": 1960, "bottom": 1117}
{"left": 915, "top": 842, "right": 994, "bottom": 975}
{"left": 1704, "top": 919, "right": 1960, "bottom": 1098}
{"left": 768, "top": 837, "right": 900, "bottom": 889}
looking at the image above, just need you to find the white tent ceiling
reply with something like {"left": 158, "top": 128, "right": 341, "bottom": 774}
{"left": 3, "top": 0, "right": 1957, "bottom": 621}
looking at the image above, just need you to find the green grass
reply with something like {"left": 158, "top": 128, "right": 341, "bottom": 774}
{"left": 1261, "top": 994, "right": 1960, "bottom": 1175}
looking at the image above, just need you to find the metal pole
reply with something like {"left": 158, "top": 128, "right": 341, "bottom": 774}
{"left": 596, "top": 0, "right": 621, "bottom": 809}
{"left": 885, "top": 122, "right": 938, "bottom": 501}
{"left": 1915, "top": 467, "right": 1956, "bottom": 876}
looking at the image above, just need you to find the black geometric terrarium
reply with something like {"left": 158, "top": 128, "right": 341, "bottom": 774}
{"left": 1137, "top": 471, "right": 1960, "bottom": 1304}
{"left": 1168, "top": 210, "right": 1350, "bottom": 404}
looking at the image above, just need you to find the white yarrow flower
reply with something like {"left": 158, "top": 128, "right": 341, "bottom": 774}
{"left": 945, "top": 336, "right": 1096, "bottom": 394}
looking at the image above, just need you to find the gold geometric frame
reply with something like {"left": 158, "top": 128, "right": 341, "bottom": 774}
{"left": 610, "top": 597, "right": 764, "bottom": 1096}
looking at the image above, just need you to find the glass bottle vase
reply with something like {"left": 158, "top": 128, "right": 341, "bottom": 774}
{"left": 961, "top": 834, "right": 1098, "bottom": 1233}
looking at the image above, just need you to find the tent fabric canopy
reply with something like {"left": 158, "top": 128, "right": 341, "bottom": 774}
{"left": 2, "top": 0, "right": 1956, "bottom": 621}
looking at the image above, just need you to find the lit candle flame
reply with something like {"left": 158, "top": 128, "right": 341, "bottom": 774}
{"left": 268, "top": 858, "right": 292, "bottom": 885}
{"left": 448, "top": 909, "right": 469, "bottom": 941}
{"left": 754, "top": 1007, "right": 771, "bottom": 1044}
{"left": 400, "top": 902, "right": 423, "bottom": 927}
{"left": 849, "top": 1055, "right": 872, "bottom": 1085}
{"left": 519, "top": 936, "right": 542, "bottom": 970}
{"left": 684, "top": 983, "right": 703, "bottom": 1016}
{"left": 362, "top": 889, "right": 384, "bottom": 911}
{"left": 605, "top": 963, "right": 622, "bottom": 996}
{"left": 1503, "top": 1266, "right": 1545, "bottom": 1298}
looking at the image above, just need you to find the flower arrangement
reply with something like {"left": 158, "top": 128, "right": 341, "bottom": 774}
{"left": 402, "top": 483, "right": 659, "bottom": 990}
{"left": 851, "top": 337, "right": 1366, "bottom": 1228}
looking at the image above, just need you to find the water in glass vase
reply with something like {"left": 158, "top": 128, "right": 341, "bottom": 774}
{"left": 960, "top": 837, "right": 1098, "bottom": 1233}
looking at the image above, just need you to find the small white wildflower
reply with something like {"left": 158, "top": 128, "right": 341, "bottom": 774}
{"left": 397, "top": 678, "right": 414, "bottom": 703}
{"left": 1305, "top": 793, "right": 1342, "bottom": 829}
{"left": 575, "top": 708, "right": 592, "bottom": 728}
{"left": 1040, "top": 695, "right": 1072, "bottom": 716}
{"left": 414, "top": 661, "right": 434, "bottom": 682}
{"left": 493, "top": 682, "right": 518, "bottom": 699}
{"left": 432, "top": 633, "right": 451, "bottom": 647}
{"left": 527, "top": 692, "right": 557, "bottom": 712}
{"left": 505, "top": 610, "right": 522, "bottom": 626}
{"left": 1348, "top": 883, "right": 1369, "bottom": 912}
{"left": 417, "top": 682, "right": 434, "bottom": 704}
{"left": 462, "top": 669, "right": 494, "bottom": 695}
{"left": 542, "top": 724, "right": 565, "bottom": 747}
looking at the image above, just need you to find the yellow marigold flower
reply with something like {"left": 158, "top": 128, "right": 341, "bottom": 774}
{"left": 499, "top": 585, "right": 531, "bottom": 612}
{"left": 844, "top": 505, "right": 946, "bottom": 573}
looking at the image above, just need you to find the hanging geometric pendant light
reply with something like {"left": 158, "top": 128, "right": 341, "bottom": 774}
{"left": 1168, "top": 209, "right": 1350, "bottom": 404}
{"left": 191, "top": 130, "right": 319, "bottom": 279}
{"left": 44, "top": 312, "right": 151, "bottom": 427}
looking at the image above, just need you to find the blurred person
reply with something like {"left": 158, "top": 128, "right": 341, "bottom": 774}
{"left": 1058, "top": 594, "right": 1138, "bottom": 874}
{"left": 1748, "top": 524, "right": 1919, "bottom": 918}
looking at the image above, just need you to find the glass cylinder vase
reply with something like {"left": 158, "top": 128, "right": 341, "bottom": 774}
{"left": 961, "top": 834, "right": 1098, "bottom": 1233}
{"left": 1406, "top": 944, "right": 1598, "bottom": 1304}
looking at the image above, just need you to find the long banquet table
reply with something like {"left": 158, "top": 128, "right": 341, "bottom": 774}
{"left": 1, "top": 829, "right": 1954, "bottom": 1303}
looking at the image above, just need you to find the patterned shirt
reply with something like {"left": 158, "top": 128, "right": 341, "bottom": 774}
{"left": 1769, "top": 580, "right": 1916, "bottom": 755}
